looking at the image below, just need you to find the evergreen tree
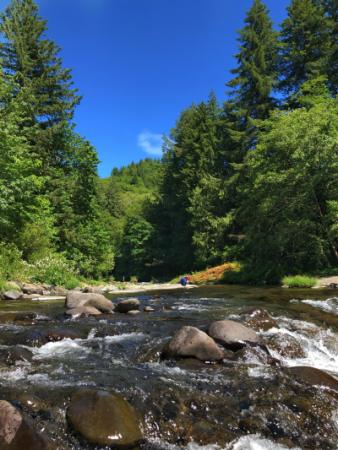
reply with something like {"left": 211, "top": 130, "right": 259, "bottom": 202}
{"left": 279, "top": 0, "right": 331, "bottom": 97}
{"left": 0, "top": 0, "right": 81, "bottom": 169}
{"left": 228, "top": 0, "right": 278, "bottom": 122}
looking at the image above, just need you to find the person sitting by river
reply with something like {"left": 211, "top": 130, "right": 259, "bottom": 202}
{"left": 180, "top": 276, "right": 190, "bottom": 286}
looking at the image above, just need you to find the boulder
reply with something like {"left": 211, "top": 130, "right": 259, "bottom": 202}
{"left": 21, "top": 284, "right": 44, "bottom": 295}
{"left": 66, "top": 292, "right": 114, "bottom": 313}
{"left": 83, "top": 286, "right": 108, "bottom": 294}
{"left": 51, "top": 286, "right": 68, "bottom": 296}
{"left": 245, "top": 309, "right": 278, "bottom": 332}
{"left": 67, "top": 389, "right": 142, "bottom": 448}
{"left": 0, "top": 400, "right": 49, "bottom": 449}
{"left": 4, "top": 347, "right": 33, "bottom": 366}
{"left": 65, "top": 306, "right": 102, "bottom": 318}
{"left": 115, "top": 298, "right": 140, "bottom": 313}
{"left": 163, "top": 326, "right": 224, "bottom": 362}
{"left": 208, "top": 320, "right": 261, "bottom": 350}
{"left": 288, "top": 366, "right": 338, "bottom": 392}
{"left": 2, "top": 291, "right": 22, "bottom": 301}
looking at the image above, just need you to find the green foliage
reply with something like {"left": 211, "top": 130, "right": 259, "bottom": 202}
{"left": 0, "top": 243, "right": 27, "bottom": 281}
{"left": 282, "top": 275, "right": 317, "bottom": 288}
{"left": 238, "top": 98, "right": 338, "bottom": 282}
{"left": 116, "top": 216, "right": 153, "bottom": 280}
{"left": 279, "top": 0, "right": 331, "bottom": 98}
{"left": 29, "top": 253, "right": 79, "bottom": 288}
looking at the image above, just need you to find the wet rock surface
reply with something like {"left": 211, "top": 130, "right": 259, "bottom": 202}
{"left": 0, "top": 286, "right": 337, "bottom": 449}
{"left": 244, "top": 308, "right": 278, "bottom": 331}
{"left": 67, "top": 389, "right": 142, "bottom": 448}
{"left": 116, "top": 298, "right": 140, "bottom": 313}
{"left": 208, "top": 319, "right": 261, "bottom": 350}
{"left": 66, "top": 292, "right": 114, "bottom": 313}
{"left": 163, "top": 326, "right": 225, "bottom": 361}
{"left": 0, "top": 400, "right": 50, "bottom": 449}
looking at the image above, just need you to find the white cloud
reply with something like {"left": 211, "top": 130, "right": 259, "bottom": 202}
{"left": 137, "top": 131, "right": 163, "bottom": 156}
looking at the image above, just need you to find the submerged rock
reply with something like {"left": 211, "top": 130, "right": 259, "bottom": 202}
{"left": 65, "top": 306, "right": 102, "bottom": 317}
{"left": 116, "top": 298, "right": 140, "bottom": 313}
{"left": 67, "top": 389, "right": 142, "bottom": 448}
{"left": 267, "top": 335, "right": 305, "bottom": 359}
{"left": 0, "top": 400, "right": 50, "bottom": 449}
{"left": 163, "top": 326, "right": 224, "bottom": 362}
{"left": 66, "top": 292, "right": 114, "bottom": 313}
{"left": 208, "top": 320, "right": 261, "bottom": 350}
{"left": 245, "top": 309, "right": 278, "bottom": 332}
{"left": 289, "top": 366, "right": 338, "bottom": 393}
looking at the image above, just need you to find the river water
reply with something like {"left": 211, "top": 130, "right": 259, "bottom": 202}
{"left": 0, "top": 285, "right": 337, "bottom": 449}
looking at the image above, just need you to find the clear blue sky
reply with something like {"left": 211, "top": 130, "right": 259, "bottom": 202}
{"left": 1, "top": 0, "right": 289, "bottom": 177}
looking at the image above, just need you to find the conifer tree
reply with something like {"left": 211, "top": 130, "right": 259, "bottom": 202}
{"left": 228, "top": 0, "right": 278, "bottom": 122}
{"left": 279, "top": 0, "right": 331, "bottom": 97}
{"left": 0, "top": 0, "right": 81, "bottom": 168}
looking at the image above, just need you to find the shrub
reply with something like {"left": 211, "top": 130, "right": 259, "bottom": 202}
{"left": 282, "top": 275, "right": 317, "bottom": 288}
{"left": 30, "top": 253, "right": 79, "bottom": 287}
{"left": 0, "top": 243, "right": 27, "bottom": 281}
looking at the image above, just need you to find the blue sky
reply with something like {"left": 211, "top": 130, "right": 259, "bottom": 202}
{"left": 0, "top": 0, "right": 289, "bottom": 177}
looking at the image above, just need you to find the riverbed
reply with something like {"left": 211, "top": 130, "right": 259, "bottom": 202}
{"left": 0, "top": 285, "right": 337, "bottom": 449}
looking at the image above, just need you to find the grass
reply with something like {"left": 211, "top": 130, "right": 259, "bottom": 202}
{"left": 282, "top": 275, "right": 318, "bottom": 288}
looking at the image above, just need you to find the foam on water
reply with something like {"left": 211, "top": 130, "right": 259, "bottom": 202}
{"left": 226, "top": 434, "right": 301, "bottom": 450}
{"left": 262, "top": 317, "right": 338, "bottom": 375}
{"left": 247, "top": 366, "right": 273, "bottom": 380}
{"left": 301, "top": 297, "right": 338, "bottom": 315}
{"left": 33, "top": 338, "right": 91, "bottom": 359}
{"left": 148, "top": 435, "right": 300, "bottom": 450}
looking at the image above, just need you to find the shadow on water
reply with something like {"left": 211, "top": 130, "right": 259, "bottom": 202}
{"left": 0, "top": 285, "right": 337, "bottom": 449}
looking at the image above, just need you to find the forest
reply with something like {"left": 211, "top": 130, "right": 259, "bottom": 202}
{"left": 0, "top": 0, "right": 337, "bottom": 286}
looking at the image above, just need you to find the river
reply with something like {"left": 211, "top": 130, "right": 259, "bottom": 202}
{"left": 0, "top": 285, "right": 337, "bottom": 449}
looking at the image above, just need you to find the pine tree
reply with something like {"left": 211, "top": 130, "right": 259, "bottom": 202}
{"left": 279, "top": 0, "right": 331, "bottom": 97}
{"left": 228, "top": 0, "right": 278, "bottom": 122}
{"left": 0, "top": 0, "right": 81, "bottom": 168}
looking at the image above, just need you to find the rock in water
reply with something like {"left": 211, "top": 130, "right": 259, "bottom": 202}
{"left": 0, "top": 400, "right": 49, "bottom": 449}
{"left": 245, "top": 308, "right": 278, "bottom": 331}
{"left": 2, "top": 291, "right": 22, "bottom": 301}
{"left": 67, "top": 390, "right": 142, "bottom": 448}
{"left": 289, "top": 366, "right": 338, "bottom": 393}
{"left": 208, "top": 320, "right": 261, "bottom": 350}
{"left": 65, "top": 306, "right": 102, "bottom": 317}
{"left": 66, "top": 292, "right": 114, "bottom": 313}
{"left": 115, "top": 298, "right": 140, "bottom": 313}
{"left": 163, "top": 326, "right": 224, "bottom": 362}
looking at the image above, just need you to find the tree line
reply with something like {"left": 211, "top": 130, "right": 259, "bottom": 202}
{"left": 0, "top": 0, "right": 336, "bottom": 285}
{"left": 113, "top": 0, "right": 337, "bottom": 283}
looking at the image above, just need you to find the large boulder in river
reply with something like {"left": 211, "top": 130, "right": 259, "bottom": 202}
{"left": 208, "top": 320, "right": 261, "bottom": 350}
{"left": 66, "top": 292, "right": 114, "bottom": 313}
{"left": 115, "top": 298, "right": 140, "bottom": 313}
{"left": 0, "top": 400, "right": 50, "bottom": 449}
{"left": 67, "top": 389, "right": 142, "bottom": 448}
{"left": 163, "top": 326, "right": 225, "bottom": 362}
{"left": 288, "top": 366, "right": 338, "bottom": 393}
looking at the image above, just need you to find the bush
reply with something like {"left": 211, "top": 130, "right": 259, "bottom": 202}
{"left": 30, "top": 253, "right": 79, "bottom": 288}
{"left": 282, "top": 275, "right": 317, "bottom": 288}
{"left": 0, "top": 243, "right": 27, "bottom": 281}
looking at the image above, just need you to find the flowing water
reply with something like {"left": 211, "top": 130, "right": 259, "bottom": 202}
{"left": 0, "top": 285, "right": 337, "bottom": 449}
